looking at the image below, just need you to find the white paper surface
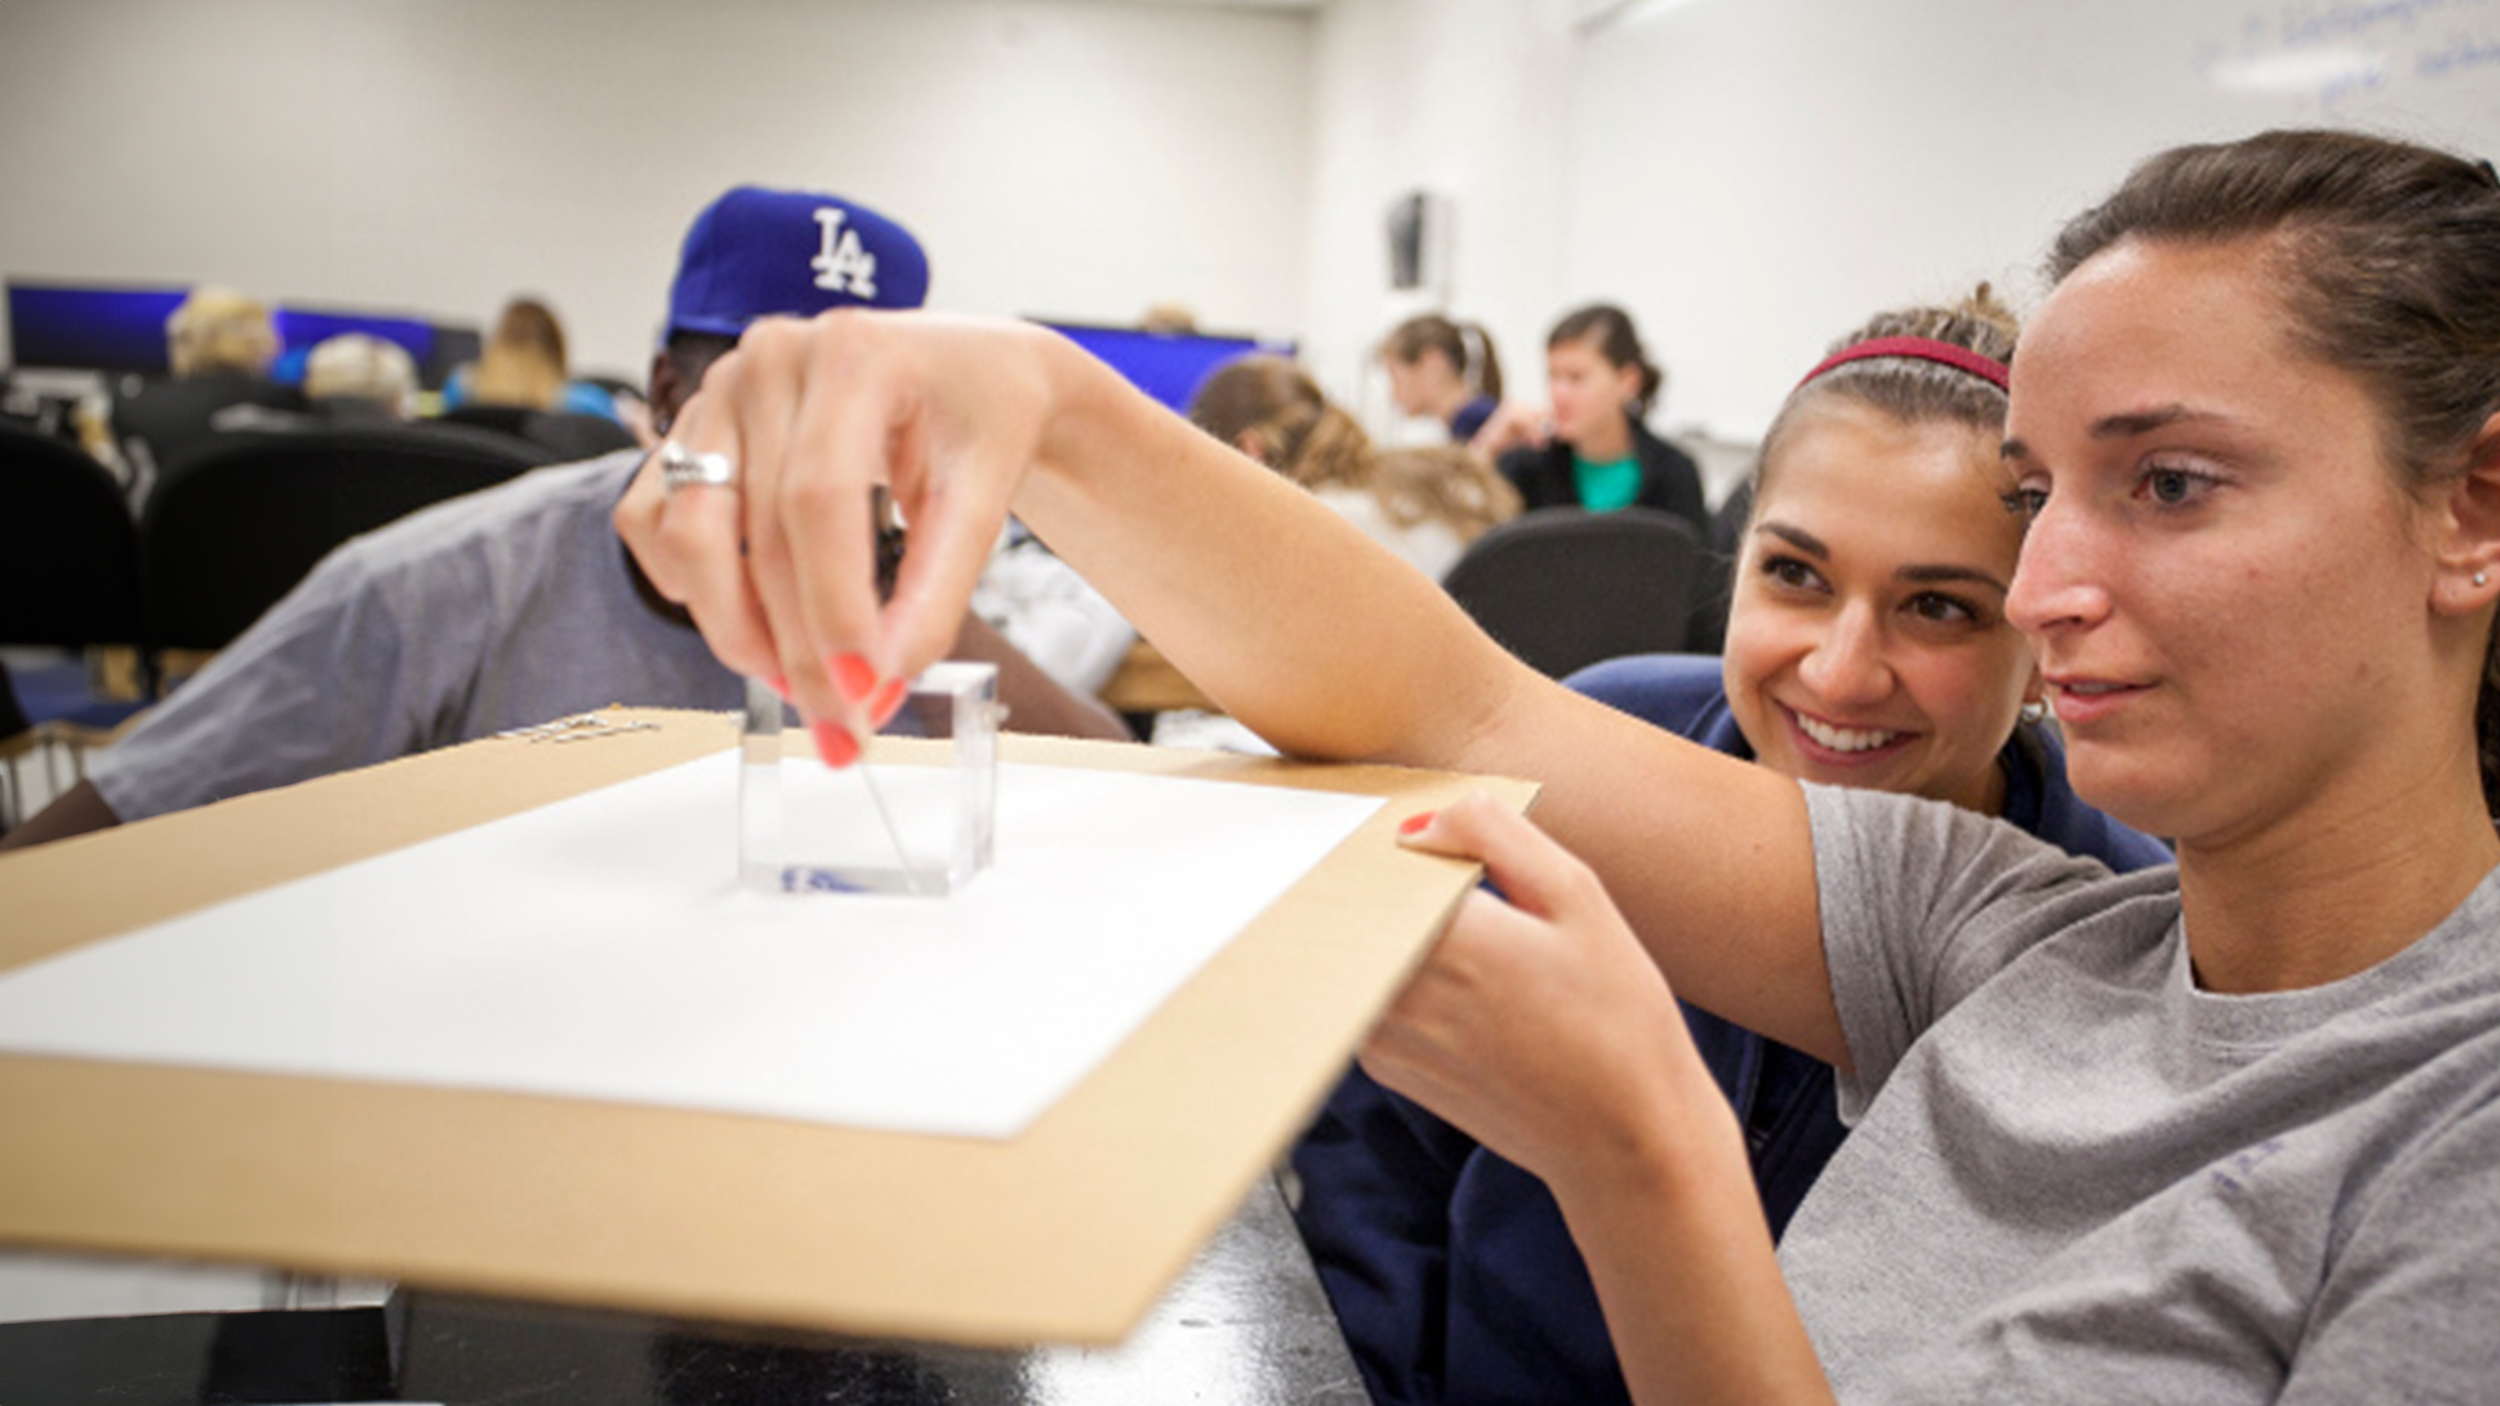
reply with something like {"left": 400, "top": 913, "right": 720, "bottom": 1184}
{"left": 0, "top": 756, "right": 1382, "bottom": 1139}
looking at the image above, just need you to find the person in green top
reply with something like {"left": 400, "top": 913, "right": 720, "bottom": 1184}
{"left": 1492, "top": 303, "right": 1708, "bottom": 539}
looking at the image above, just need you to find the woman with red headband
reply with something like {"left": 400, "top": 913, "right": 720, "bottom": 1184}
{"left": 625, "top": 128, "right": 2500, "bottom": 1400}
{"left": 1291, "top": 289, "right": 2171, "bottom": 1406}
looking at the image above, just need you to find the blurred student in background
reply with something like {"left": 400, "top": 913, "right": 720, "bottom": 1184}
{"left": 443, "top": 295, "right": 616, "bottom": 420}
{"left": 166, "top": 285, "right": 282, "bottom": 382}
{"left": 299, "top": 332, "right": 418, "bottom": 422}
{"left": 1380, "top": 312, "right": 1504, "bottom": 447}
{"left": 1493, "top": 303, "right": 1708, "bottom": 540}
{"left": 205, "top": 331, "right": 422, "bottom": 435}
{"left": 83, "top": 284, "right": 304, "bottom": 509}
{"left": 1192, "top": 353, "right": 1518, "bottom": 582}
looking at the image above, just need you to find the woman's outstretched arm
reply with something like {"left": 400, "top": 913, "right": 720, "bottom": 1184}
{"left": 614, "top": 309, "right": 1838, "bottom": 1065}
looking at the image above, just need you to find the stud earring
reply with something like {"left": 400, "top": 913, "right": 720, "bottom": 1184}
{"left": 2478, "top": 571, "right": 2490, "bottom": 588}
{"left": 2020, "top": 700, "right": 2048, "bottom": 725}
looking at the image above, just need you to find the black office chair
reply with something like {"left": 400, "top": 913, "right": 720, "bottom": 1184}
{"left": 1682, "top": 476, "right": 1754, "bottom": 656}
{"left": 0, "top": 420, "right": 147, "bottom": 659}
{"left": 0, "top": 423, "right": 152, "bottom": 816}
{"left": 436, "top": 404, "right": 639, "bottom": 461}
{"left": 108, "top": 372, "right": 310, "bottom": 501}
{"left": 139, "top": 425, "right": 553, "bottom": 651}
{"left": 1440, "top": 506, "right": 1707, "bottom": 679}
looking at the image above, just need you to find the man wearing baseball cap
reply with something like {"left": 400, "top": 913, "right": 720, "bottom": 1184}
{"left": 6, "top": 186, "right": 1121, "bottom": 848}
{"left": 643, "top": 185, "right": 930, "bottom": 433}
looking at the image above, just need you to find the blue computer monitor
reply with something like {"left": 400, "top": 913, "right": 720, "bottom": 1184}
{"left": 268, "top": 307, "right": 444, "bottom": 387}
{"left": 6, "top": 282, "right": 188, "bottom": 376}
{"left": 7, "top": 280, "right": 479, "bottom": 389}
{"left": 1033, "top": 320, "right": 1294, "bottom": 414}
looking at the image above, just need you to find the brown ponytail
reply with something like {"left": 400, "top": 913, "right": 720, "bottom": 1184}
{"left": 1190, "top": 354, "right": 1521, "bottom": 541}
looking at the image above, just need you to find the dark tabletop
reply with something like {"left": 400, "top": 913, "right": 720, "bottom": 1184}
{"left": 0, "top": 1171, "right": 1367, "bottom": 1405}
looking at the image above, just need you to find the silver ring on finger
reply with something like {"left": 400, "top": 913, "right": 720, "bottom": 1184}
{"left": 658, "top": 440, "right": 739, "bottom": 493}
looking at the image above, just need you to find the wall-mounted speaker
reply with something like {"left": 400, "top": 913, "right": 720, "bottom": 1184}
{"left": 1386, "top": 190, "right": 1451, "bottom": 294}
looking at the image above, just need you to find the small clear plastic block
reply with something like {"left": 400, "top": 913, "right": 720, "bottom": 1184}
{"left": 739, "top": 662, "right": 1000, "bottom": 897}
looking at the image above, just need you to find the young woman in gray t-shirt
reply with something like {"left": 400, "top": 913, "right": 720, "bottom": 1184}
{"left": 620, "top": 130, "right": 2500, "bottom": 1403}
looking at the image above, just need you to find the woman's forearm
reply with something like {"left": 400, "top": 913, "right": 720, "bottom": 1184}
{"left": 1554, "top": 1064, "right": 1837, "bottom": 1406}
{"left": 1014, "top": 333, "right": 1521, "bottom": 767}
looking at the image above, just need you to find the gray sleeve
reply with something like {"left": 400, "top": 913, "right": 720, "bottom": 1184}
{"left": 1804, "top": 784, "right": 2118, "bottom": 1120}
{"left": 87, "top": 545, "right": 439, "bottom": 822}
{"left": 2278, "top": 1092, "right": 2500, "bottom": 1403}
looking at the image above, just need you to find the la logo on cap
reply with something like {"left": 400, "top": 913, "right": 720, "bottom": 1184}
{"left": 812, "top": 207, "right": 878, "bottom": 299}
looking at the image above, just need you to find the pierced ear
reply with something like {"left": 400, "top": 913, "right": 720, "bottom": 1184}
{"left": 2432, "top": 409, "right": 2500, "bottom": 617}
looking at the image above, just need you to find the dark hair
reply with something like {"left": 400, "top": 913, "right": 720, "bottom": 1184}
{"left": 1191, "top": 355, "right": 1520, "bottom": 538}
{"left": 664, "top": 329, "right": 740, "bottom": 391}
{"left": 1384, "top": 313, "right": 1505, "bottom": 401}
{"left": 2048, "top": 129, "right": 2500, "bottom": 813}
{"left": 646, "top": 329, "right": 743, "bottom": 432}
{"left": 1753, "top": 285, "right": 2021, "bottom": 506}
{"left": 1548, "top": 303, "right": 1663, "bottom": 415}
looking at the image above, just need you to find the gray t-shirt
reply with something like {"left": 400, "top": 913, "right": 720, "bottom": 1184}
{"left": 1781, "top": 785, "right": 2500, "bottom": 1403}
{"left": 90, "top": 451, "right": 740, "bottom": 821}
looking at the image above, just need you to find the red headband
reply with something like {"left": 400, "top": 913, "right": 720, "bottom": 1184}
{"left": 1794, "top": 334, "right": 2009, "bottom": 392}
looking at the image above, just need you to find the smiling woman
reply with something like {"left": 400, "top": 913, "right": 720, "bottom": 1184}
{"left": 1722, "top": 294, "right": 2037, "bottom": 817}
{"left": 1290, "top": 290, "right": 2176, "bottom": 1406}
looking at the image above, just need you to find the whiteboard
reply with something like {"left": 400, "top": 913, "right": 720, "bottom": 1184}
{"left": 1564, "top": 0, "right": 2500, "bottom": 440}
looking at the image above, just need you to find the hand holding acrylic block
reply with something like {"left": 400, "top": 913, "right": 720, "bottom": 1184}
{"left": 740, "top": 663, "right": 1000, "bottom": 896}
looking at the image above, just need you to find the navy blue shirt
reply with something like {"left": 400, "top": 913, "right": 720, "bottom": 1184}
{"left": 1292, "top": 654, "right": 2174, "bottom": 1406}
{"left": 1448, "top": 395, "right": 1498, "bottom": 444}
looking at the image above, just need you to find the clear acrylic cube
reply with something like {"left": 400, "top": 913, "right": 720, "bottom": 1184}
{"left": 739, "top": 663, "right": 1000, "bottom": 897}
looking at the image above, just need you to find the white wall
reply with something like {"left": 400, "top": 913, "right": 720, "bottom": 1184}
{"left": 1304, "top": 0, "right": 2500, "bottom": 450}
{"left": 0, "top": 0, "right": 1315, "bottom": 380}
{"left": 1566, "top": 0, "right": 2500, "bottom": 441}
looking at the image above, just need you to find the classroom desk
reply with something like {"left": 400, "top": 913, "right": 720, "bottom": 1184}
{"left": 0, "top": 1169, "right": 1365, "bottom": 1404}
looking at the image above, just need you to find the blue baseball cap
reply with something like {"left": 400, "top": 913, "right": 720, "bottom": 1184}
{"left": 664, "top": 186, "right": 930, "bottom": 338}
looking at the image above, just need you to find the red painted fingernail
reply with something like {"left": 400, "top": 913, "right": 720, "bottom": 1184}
{"left": 868, "top": 677, "right": 908, "bottom": 729}
{"left": 829, "top": 652, "right": 878, "bottom": 705}
{"left": 812, "top": 719, "right": 861, "bottom": 769}
{"left": 1398, "top": 810, "right": 1437, "bottom": 836}
{"left": 767, "top": 674, "right": 793, "bottom": 702}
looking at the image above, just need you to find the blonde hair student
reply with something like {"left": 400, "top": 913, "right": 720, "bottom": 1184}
{"left": 622, "top": 128, "right": 2500, "bottom": 1401}
{"left": 1190, "top": 353, "right": 1518, "bottom": 581}
{"left": 465, "top": 297, "right": 571, "bottom": 410}
{"left": 164, "top": 285, "right": 278, "bottom": 378}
